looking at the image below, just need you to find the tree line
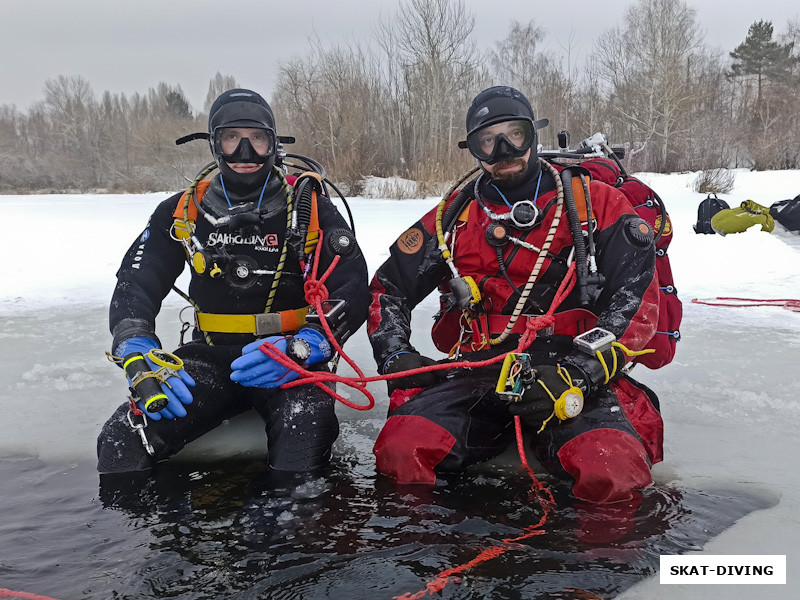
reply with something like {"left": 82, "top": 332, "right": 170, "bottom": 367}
{"left": 1, "top": 0, "right": 798, "bottom": 195}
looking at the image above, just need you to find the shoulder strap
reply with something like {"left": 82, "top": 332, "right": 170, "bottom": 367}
{"left": 173, "top": 179, "right": 212, "bottom": 221}
{"left": 303, "top": 189, "right": 321, "bottom": 254}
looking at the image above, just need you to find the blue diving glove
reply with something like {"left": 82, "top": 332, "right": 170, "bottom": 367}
{"left": 230, "top": 328, "right": 332, "bottom": 389}
{"left": 116, "top": 336, "right": 195, "bottom": 421}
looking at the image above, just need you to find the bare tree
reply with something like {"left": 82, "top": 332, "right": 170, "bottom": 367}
{"left": 273, "top": 37, "right": 390, "bottom": 190}
{"left": 41, "top": 75, "right": 99, "bottom": 187}
{"left": 594, "top": 0, "right": 705, "bottom": 171}
{"left": 487, "top": 20, "right": 576, "bottom": 148}
{"left": 488, "top": 20, "right": 547, "bottom": 94}
{"left": 4, "top": 5, "right": 800, "bottom": 193}
{"left": 204, "top": 73, "right": 239, "bottom": 113}
{"left": 378, "top": 0, "right": 482, "bottom": 180}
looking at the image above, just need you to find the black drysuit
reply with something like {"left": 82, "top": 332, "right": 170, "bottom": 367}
{"left": 97, "top": 172, "right": 369, "bottom": 474}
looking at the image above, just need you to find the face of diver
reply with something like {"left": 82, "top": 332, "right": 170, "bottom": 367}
{"left": 217, "top": 127, "right": 273, "bottom": 174}
{"left": 475, "top": 121, "right": 532, "bottom": 184}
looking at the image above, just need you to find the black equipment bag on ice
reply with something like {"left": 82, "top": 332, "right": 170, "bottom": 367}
{"left": 693, "top": 194, "right": 730, "bottom": 234}
{"left": 769, "top": 194, "right": 800, "bottom": 233}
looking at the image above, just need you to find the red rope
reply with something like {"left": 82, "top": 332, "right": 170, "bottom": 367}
{"left": 261, "top": 250, "right": 575, "bottom": 598}
{"left": 393, "top": 416, "right": 555, "bottom": 600}
{"left": 0, "top": 590, "right": 63, "bottom": 600}
{"left": 390, "top": 266, "right": 575, "bottom": 599}
{"left": 269, "top": 260, "right": 579, "bottom": 414}
{"left": 692, "top": 297, "right": 800, "bottom": 312}
{"left": 268, "top": 241, "right": 576, "bottom": 596}
{"left": 127, "top": 396, "right": 143, "bottom": 416}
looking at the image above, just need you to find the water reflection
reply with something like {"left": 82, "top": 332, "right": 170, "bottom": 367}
{"left": 0, "top": 453, "right": 777, "bottom": 600}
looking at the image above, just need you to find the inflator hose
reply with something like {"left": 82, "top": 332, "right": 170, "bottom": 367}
{"left": 651, "top": 189, "right": 667, "bottom": 242}
{"left": 580, "top": 174, "right": 596, "bottom": 259}
{"left": 294, "top": 178, "right": 315, "bottom": 260}
{"left": 441, "top": 186, "right": 474, "bottom": 234}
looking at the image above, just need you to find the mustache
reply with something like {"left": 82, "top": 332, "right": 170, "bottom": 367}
{"left": 492, "top": 157, "right": 527, "bottom": 179}
{"left": 494, "top": 158, "right": 526, "bottom": 169}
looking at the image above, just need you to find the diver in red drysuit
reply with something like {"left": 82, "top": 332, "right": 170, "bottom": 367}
{"left": 367, "top": 86, "right": 663, "bottom": 503}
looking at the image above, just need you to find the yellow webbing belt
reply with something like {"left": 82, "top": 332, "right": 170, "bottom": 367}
{"left": 196, "top": 307, "right": 310, "bottom": 335}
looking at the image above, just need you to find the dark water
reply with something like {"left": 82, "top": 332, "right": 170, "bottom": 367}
{"left": 0, "top": 425, "right": 777, "bottom": 600}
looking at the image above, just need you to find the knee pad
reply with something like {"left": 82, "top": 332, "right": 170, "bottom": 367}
{"left": 373, "top": 415, "right": 455, "bottom": 485}
{"left": 557, "top": 428, "right": 652, "bottom": 503}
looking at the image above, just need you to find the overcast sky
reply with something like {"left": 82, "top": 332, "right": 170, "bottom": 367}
{"left": 1, "top": 0, "right": 798, "bottom": 113}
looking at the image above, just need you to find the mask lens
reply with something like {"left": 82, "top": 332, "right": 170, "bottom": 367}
{"left": 216, "top": 127, "right": 275, "bottom": 159}
{"left": 467, "top": 119, "right": 534, "bottom": 161}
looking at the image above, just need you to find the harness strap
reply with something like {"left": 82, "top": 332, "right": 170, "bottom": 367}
{"left": 195, "top": 307, "right": 310, "bottom": 335}
{"left": 305, "top": 190, "right": 320, "bottom": 254}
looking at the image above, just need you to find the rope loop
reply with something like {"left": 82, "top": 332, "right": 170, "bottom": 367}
{"left": 524, "top": 314, "right": 555, "bottom": 334}
{"left": 303, "top": 279, "right": 330, "bottom": 304}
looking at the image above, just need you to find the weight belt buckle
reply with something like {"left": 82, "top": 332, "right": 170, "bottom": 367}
{"left": 254, "top": 313, "right": 283, "bottom": 336}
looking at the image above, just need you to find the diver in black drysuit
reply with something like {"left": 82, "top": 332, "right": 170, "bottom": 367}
{"left": 97, "top": 89, "right": 369, "bottom": 475}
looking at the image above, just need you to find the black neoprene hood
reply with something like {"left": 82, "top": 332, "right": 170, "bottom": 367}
{"left": 465, "top": 86, "right": 535, "bottom": 136}
{"left": 206, "top": 88, "right": 277, "bottom": 191}
{"left": 208, "top": 89, "right": 275, "bottom": 133}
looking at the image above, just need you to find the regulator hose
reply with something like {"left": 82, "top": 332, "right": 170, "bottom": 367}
{"left": 580, "top": 174, "right": 596, "bottom": 261}
{"left": 561, "top": 168, "right": 590, "bottom": 306}
{"left": 186, "top": 161, "right": 219, "bottom": 223}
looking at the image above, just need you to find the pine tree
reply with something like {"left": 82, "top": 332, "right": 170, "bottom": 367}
{"left": 729, "top": 20, "right": 796, "bottom": 104}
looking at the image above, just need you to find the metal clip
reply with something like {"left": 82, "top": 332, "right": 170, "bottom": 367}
{"left": 565, "top": 246, "right": 575, "bottom": 267}
{"left": 179, "top": 322, "right": 190, "bottom": 346}
{"left": 126, "top": 408, "right": 155, "bottom": 456}
{"left": 179, "top": 305, "right": 194, "bottom": 346}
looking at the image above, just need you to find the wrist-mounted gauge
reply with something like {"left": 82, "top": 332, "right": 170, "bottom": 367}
{"left": 573, "top": 327, "right": 616, "bottom": 355}
{"left": 286, "top": 337, "right": 312, "bottom": 364}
